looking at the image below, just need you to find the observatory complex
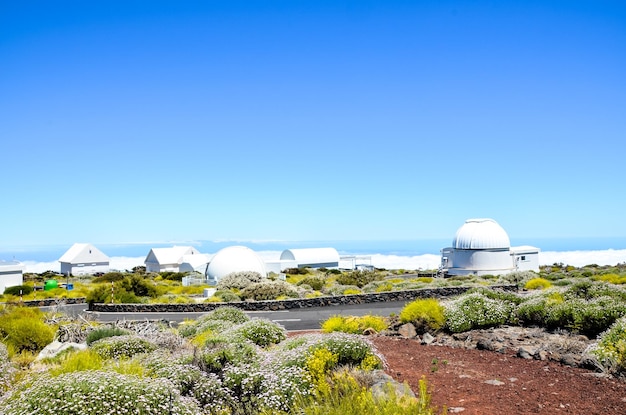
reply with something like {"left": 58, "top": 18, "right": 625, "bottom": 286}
{"left": 440, "top": 218, "right": 539, "bottom": 276}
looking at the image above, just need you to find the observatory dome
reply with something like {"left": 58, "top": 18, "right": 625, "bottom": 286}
{"left": 452, "top": 218, "right": 511, "bottom": 250}
{"left": 206, "top": 246, "right": 267, "bottom": 281}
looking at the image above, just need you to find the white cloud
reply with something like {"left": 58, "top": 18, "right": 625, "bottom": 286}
{"left": 539, "top": 249, "right": 626, "bottom": 267}
{"left": 21, "top": 249, "right": 626, "bottom": 274}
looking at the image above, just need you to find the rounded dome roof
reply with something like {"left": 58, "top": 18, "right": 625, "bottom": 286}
{"left": 206, "top": 246, "right": 267, "bottom": 281}
{"left": 452, "top": 218, "right": 511, "bottom": 250}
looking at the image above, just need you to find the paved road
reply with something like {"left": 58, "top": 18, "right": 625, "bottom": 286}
{"left": 43, "top": 300, "right": 411, "bottom": 331}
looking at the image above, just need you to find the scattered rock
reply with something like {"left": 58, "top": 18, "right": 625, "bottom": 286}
{"left": 37, "top": 340, "right": 86, "bottom": 360}
{"left": 517, "top": 346, "right": 536, "bottom": 359}
{"left": 421, "top": 332, "right": 435, "bottom": 345}
{"left": 369, "top": 370, "right": 416, "bottom": 399}
{"left": 398, "top": 323, "right": 417, "bottom": 338}
{"left": 484, "top": 379, "right": 505, "bottom": 386}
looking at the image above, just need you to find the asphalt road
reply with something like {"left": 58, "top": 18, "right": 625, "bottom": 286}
{"left": 43, "top": 300, "right": 411, "bottom": 331}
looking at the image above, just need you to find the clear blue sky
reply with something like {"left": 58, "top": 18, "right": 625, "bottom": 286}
{"left": 1, "top": 0, "right": 625, "bottom": 249}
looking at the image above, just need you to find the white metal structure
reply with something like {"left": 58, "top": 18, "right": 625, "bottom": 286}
{"left": 59, "top": 243, "right": 110, "bottom": 276}
{"left": 440, "top": 218, "right": 540, "bottom": 276}
{"left": 0, "top": 260, "right": 24, "bottom": 293}
{"left": 279, "top": 247, "right": 340, "bottom": 269}
{"left": 179, "top": 253, "right": 213, "bottom": 274}
{"left": 144, "top": 246, "right": 201, "bottom": 273}
{"left": 206, "top": 246, "right": 267, "bottom": 283}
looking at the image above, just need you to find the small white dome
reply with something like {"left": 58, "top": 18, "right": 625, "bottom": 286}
{"left": 206, "top": 246, "right": 267, "bottom": 281}
{"left": 452, "top": 218, "right": 510, "bottom": 250}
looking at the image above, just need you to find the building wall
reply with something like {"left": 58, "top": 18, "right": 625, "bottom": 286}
{"left": 444, "top": 248, "right": 515, "bottom": 276}
{"left": 145, "top": 262, "right": 179, "bottom": 273}
{"left": 0, "top": 270, "right": 23, "bottom": 293}
{"left": 60, "top": 262, "right": 109, "bottom": 276}
{"left": 513, "top": 252, "right": 540, "bottom": 272}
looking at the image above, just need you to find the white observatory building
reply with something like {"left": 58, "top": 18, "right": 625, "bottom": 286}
{"left": 205, "top": 246, "right": 267, "bottom": 284}
{"left": 440, "top": 218, "right": 539, "bottom": 276}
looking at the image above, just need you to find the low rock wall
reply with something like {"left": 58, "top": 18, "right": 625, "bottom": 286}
{"left": 18, "top": 298, "right": 87, "bottom": 307}
{"left": 88, "top": 285, "right": 518, "bottom": 313}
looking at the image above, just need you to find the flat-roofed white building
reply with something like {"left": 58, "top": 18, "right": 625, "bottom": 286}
{"left": 59, "top": 243, "right": 110, "bottom": 276}
{"left": 0, "top": 260, "right": 24, "bottom": 293}
{"left": 144, "top": 246, "right": 202, "bottom": 273}
{"left": 440, "top": 218, "right": 540, "bottom": 276}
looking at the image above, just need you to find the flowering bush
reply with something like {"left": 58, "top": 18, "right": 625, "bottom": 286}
{"left": 297, "top": 275, "right": 326, "bottom": 291}
{"left": 229, "top": 318, "right": 287, "bottom": 347}
{"left": 592, "top": 316, "right": 626, "bottom": 376}
{"left": 0, "top": 342, "right": 16, "bottom": 391}
{"left": 321, "top": 315, "right": 388, "bottom": 334}
{"left": 85, "top": 327, "right": 131, "bottom": 345}
{"left": 525, "top": 278, "right": 552, "bottom": 290}
{"left": 399, "top": 298, "right": 446, "bottom": 333}
{"left": 0, "top": 370, "right": 202, "bottom": 415}
{"left": 142, "top": 352, "right": 233, "bottom": 413}
{"left": 216, "top": 271, "right": 263, "bottom": 291}
{"left": 444, "top": 292, "right": 516, "bottom": 333}
{"left": 239, "top": 280, "right": 299, "bottom": 301}
{"left": 90, "top": 335, "right": 158, "bottom": 359}
{"left": 0, "top": 306, "right": 55, "bottom": 353}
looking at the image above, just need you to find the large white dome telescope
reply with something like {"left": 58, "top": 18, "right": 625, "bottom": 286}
{"left": 206, "top": 246, "right": 267, "bottom": 282}
{"left": 440, "top": 218, "right": 540, "bottom": 276}
{"left": 452, "top": 218, "right": 511, "bottom": 250}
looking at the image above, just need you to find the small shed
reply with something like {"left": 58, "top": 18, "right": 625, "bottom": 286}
{"left": 0, "top": 260, "right": 24, "bottom": 293}
{"left": 279, "top": 247, "right": 340, "bottom": 269}
{"left": 59, "top": 243, "right": 110, "bottom": 276}
{"left": 144, "top": 246, "right": 201, "bottom": 273}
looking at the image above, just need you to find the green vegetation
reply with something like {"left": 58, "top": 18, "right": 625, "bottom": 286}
{"left": 321, "top": 314, "right": 388, "bottom": 334}
{"left": 399, "top": 298, "right": 446, "bottom": 333}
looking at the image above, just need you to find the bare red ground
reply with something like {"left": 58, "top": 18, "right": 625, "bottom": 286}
{"left": 371, "top": 336, "right": 626, "bottom": 415}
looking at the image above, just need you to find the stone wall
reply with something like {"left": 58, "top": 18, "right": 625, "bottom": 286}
{"left": 89, "top": 285, "right": 518, "bottom": 313}
{"left": 19, "top": 298, "right": 87, "bottom": 307}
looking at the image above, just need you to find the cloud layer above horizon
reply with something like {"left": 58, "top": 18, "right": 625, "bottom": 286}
{"left": 21, "top": 249, "right": 626, "bottom": 274}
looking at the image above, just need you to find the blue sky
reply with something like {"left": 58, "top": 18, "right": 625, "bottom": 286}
{"left": 1, "top": 0, "right": 625, "bottom": 250}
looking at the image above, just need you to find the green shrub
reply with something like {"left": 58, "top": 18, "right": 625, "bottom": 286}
{"left": 159, "top": 271, "right": 187, "bottom": 281}
{"left": 205, "top": 306, "right": 250, "bottom": 324}
{"left": 90, "top": 335, "right": 157, "bottom": 359}
{"left": 86, "top": 283, "right": 140, "bottom": 304}
{"left": 400, "top": 298, "right": 446, "bottom": 333}
{"left": 120, "top": 275, "right": 158, "bottom": 298}
{"left": 336, "top": 270, "right": 383, "bottom": 288}
{"left": 229, "top": 318, "right": 287, "bottom": 347}
{"left": 0, "top": 307, "right": 55, "bottom": 353}
{"left": 92, "top": 271, "right": 126, "bottom": 283}
{"left": 323, "top": 284, "right": 360, "bottom": 296}
{"left": 0, "top": 371, "right": 201, "bottom": 415}
{"left": 444, "top": 292, "right": 516, "bottom": 333}
{"left": 311, "top": 332, "right": 378, "bottom": 367}
{"left": 142, "top": 351, "right": 232, "bottom": 411}
{"left": 293, "top": 372, "right": 439, "bottom": 415}
{"left": 3, "top": 285, "right": 33, "bottom": 296}
{"left": 212, "top": 289, "right": 241, "bottom": 302}
{"left": 321, "top": 314, "right": 388, "bottom": 334}
{"left": 297, "top": 275, "right": 326, "bottom": 291}
{"left": 239, "top": 280, "right": 299, "bottom": 301}
{"left": 592, "top": 316, "right": 626, "bottom": 376}
{"left": 48, "top": 349, "right": 104, "bottom": 375}
{"left": 525, "top": 278, "right": 552, "bottom": 290}
{"left": 85, "top": 327, "right": 131, "bottom": 345}
{"left": 199, "top": 339, "right": 259, "bottom": 373}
